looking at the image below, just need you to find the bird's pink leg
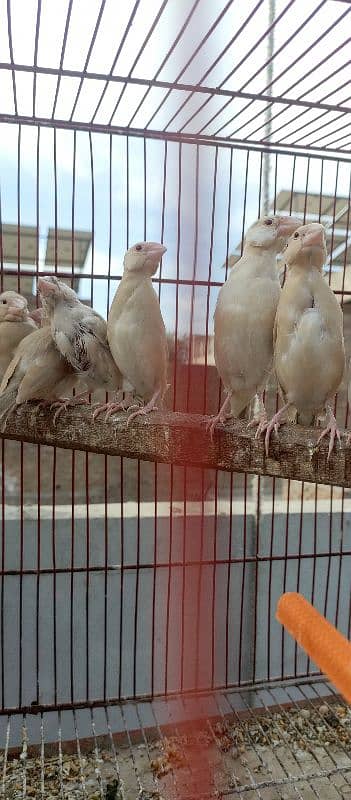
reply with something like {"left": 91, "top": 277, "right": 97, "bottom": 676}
{"left": 51, "top": 391, "right": 91, "bottom": 425}
{"left": 126, "top": 389, "right": 161, "bottom": 427}
{"left": 206, "top": 392, "right": 232, "bottom": 441}
{"left": 264, "top": 402, "right": 291, "bottom": 457}
{"left": 316, "top": 406, "right": 341, "bottom": 461}
{"left": 247, "top": 394, "right": 268, "bottom": 438}
{"left": 92, "top": 391, "right": 136, "bottom": 421}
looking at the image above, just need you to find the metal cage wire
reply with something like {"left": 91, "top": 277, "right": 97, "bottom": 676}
{"left": 0, "top": 0, "right": 351, "bottom": 797}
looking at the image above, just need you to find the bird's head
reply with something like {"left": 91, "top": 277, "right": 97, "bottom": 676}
{"left": 245, "top": 215, "right": 301, "bottom": 253}
{"left": 285, "top": 223, "right": 327, "bottom": 270}
{"left": 0, "top": 290, "right": 29, "bottom": 321}
{"left": 37, "top": 276, "right": 79, "bottom": 313}
{"left": 123, "top": 242, "right": 167, "bottom": 277}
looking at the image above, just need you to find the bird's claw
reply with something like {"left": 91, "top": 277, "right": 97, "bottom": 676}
{"left": 206, "top": 393, "right": 232, "bottom": 440}
{"left": 93, "top": 391, "right": 140, "bottom": 421}
{"left": 93, "top": 401, "right": 126, "bottom": 421}
{"left": 316, "top": 416, "right": 341, "bottom": 461}
{"left": 263, "top": 403, "right": 290, "bottom": 456}
{"left": 50, "top": 399, "right": 71, "bottom": 425}
{"left": 125, "top": 402, "right": 142, "bottom": 414}
{"left": 264, "top": 417, "right": 284, "bottom": 456}
{"left": 247, "top": 411, "right": 268, "bottom": 439}
{"left": 206, "top": 410, "right": 232, "bottom": 441}
{"left": 51, "top": 396, "right": 90, "bottom": 425}
{"left": 126, "top": 405, "right": 157, "bottom": 426}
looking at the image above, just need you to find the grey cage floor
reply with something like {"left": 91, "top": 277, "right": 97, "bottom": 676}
{"left": 1, "top": 679, "right": 351, "bottom": 800}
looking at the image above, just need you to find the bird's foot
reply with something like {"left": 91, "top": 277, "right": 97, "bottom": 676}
{"left": 51, "top": 394, "right": 90, "bottom": 425}
{"left": 316, "top": 413, "right": 341, "bottom": 461}
{"left": 93, "top": 399, "right": 129, "bottom": 422}
{"left": 93, "top": 392, "right": 141, "bottom": 422}
{"left": 50, "top": 398, "right": 72, "bottom": 425}
{"left": 93, "top": 388, "right": 123, "bottom": 421}
{"left": 126, "top": 404, "right": 158, "bottom": 427}
{"left": 93, "top": 401, "right": 118, "bottom": 422}
{"left": 206, "top": 409, "right": 232, "bottom": 441}
{"left": 247, "top": 409, "right": 268, "bottom": 439}
{"left": 264, "top": 404, "right": 290, "bottom": 456}
{"left": 126, "top": 392, "right": 160, "bottom": 427}
{"left": 206, "top": 393, "right": 233, "bottom": 441}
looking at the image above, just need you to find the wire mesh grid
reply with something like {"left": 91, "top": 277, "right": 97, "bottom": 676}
{"left": 1, "top": 117, "right": 351, "bottom": 710}
{"left": 2, "top": 680, "right": 351, "bottom": 799}
{"left": 0, "top": 0, "right": 351, "bottom": 796}
{"left": 1, "top": 0, "right": 351, "bottom": 155}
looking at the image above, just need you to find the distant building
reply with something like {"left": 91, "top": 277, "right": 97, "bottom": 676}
{"left": 221, "top": 190, "right": 350, "bottom": 275}
{"left": 0, "top": 224, "right": 91, "bottom": 302}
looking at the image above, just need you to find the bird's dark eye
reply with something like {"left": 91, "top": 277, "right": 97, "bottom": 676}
{"left": 265, "top": 219, "right": 273, "bottom": 225}
{"left": 135, "top": 244, "right": 142, "bottom": 251}
{"left": 293, "top": 232, "right": 299, "bottom": 239}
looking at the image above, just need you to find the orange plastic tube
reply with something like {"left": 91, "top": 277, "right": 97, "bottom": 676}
{"left": 276, "top": 592, "right": 351, "bottom": 703}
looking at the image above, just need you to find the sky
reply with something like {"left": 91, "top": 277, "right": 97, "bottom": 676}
{"left": 0, "top": 0, "right": 350, "bottom": 334}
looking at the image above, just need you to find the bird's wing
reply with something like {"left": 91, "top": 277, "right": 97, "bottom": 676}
{"left": 53, "top": 305, "right": 121, "bottom": 391}
{"left": 0, "top": 333, "right": 32, "bottom": 393}
{"left": 0, "top": 320, "right": 36, "bottom": 356}
{"left": 53, "top": 306, "right": 104, "bottom": 367}
{"left": 275, "top": 271, "right": 345, "bottom": 413}
{"left": 0, "top": 327, "right": 52, "bottom": 392}
{"left": 108, "top": 282, "right": 167, "bottom": 399}
{"left": 0, "top": 320, "right": 36, "bottom": 382}
{"left": 214, "top": 275, "right": 280, "bottom": 396}
{"left": 16, "top": 343, "right": 70, "bottom": 403}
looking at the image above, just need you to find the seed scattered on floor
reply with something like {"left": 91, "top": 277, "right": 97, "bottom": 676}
{"left": 3, "top": 702, "right": 351, "bottom": 798}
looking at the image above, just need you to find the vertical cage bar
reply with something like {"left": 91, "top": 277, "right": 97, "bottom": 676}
{"left": 6, "top": 0, "right": 18, "bottom": 116}
{"left": 70, "top": 131, "right": 77, "bottom": 707}
{"left": 0, "top": 168, "right": 4, "bottom": 710}
{"left": 118, "top": 457, "right": 124, "bottom": 700}
{"left": 17, "top": 125, "right": 25, "bottom": 710}
{"left": 32, "top": 0, "right": 42, "bottom": 118}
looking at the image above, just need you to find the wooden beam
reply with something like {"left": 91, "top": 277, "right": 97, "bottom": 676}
{"left": 0, "top": 405, "right": 349, "bottom": 487}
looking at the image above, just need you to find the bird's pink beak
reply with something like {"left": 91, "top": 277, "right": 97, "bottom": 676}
{"left": 276, "top": 217, "right": 301, "bottom": 237}
{"left": 38, "top": 278, "right": 56, "bottom": 296}
{"left": 302, "top": 228, "right": 325, "bottom": 249}
{"left": 147, "top": 244, "right": 167, "bottom": 259}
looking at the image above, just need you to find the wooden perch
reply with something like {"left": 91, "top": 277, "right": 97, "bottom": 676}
{"left": 0, "top": 404, "right": 350, "bottom": 487}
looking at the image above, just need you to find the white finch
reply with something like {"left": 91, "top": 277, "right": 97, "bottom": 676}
{"left": 211, "top": 215, "right": 300, "bottom": 438}
{"left": 265, "top": 222, "right": 345, "bottom": 460}
{"left": 102, "top": 242, "right": 168, "bottom": 424}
